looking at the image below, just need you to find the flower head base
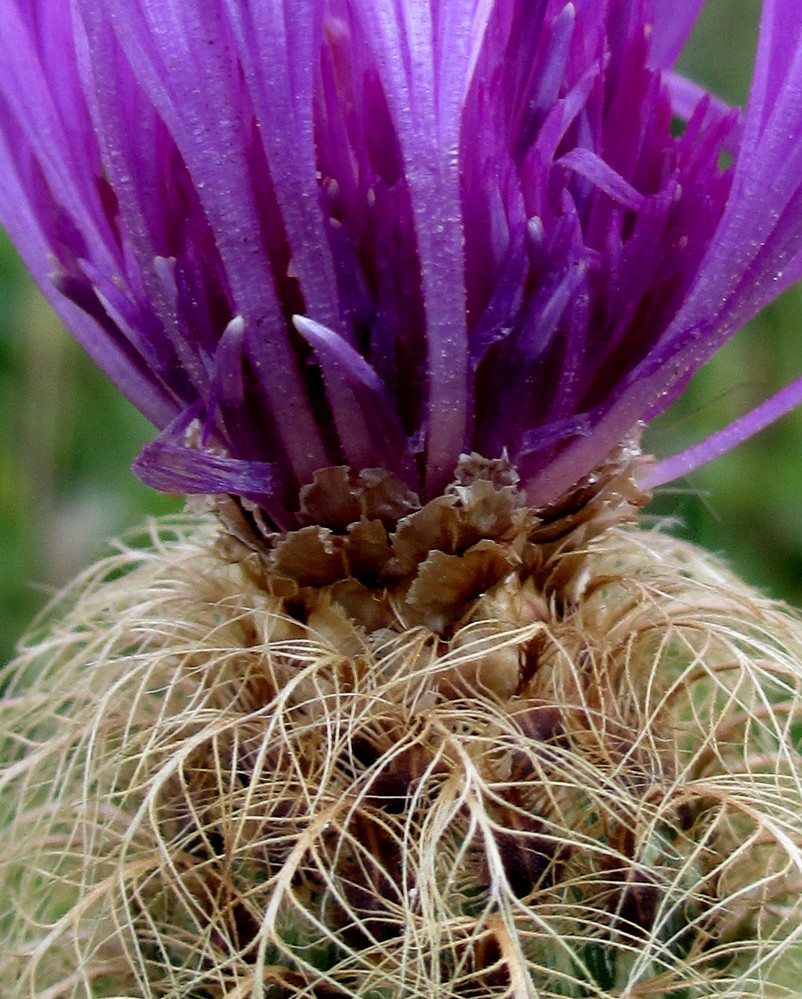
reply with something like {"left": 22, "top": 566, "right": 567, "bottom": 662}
{"left": 4, "top": 1, "right": 802, "bottom": 528}
{"left": 3, "top": 511, "right": 802, "bottom": 997}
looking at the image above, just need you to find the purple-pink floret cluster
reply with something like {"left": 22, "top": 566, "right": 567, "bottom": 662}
{"left": 3, "top": 0, "right": 802, "bottom": 529}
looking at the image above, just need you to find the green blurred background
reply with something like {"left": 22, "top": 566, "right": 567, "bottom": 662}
{"left": 2, "top": 1, "right": 801, "bottom": 667}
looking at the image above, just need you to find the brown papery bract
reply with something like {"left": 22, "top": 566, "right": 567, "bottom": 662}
{"left": 2, "top": 501, "right": 802, "bottom": 997}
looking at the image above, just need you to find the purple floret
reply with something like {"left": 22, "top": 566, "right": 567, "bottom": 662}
{"left": 2, "top": 0, "right": 802, "bottom": 526}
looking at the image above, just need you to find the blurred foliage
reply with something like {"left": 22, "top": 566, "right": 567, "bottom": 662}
{"left": 2, "top": 1, "right": 802, "bottom": 665}
{"left": 646, "top": 0, "right": 802, "bottom": 609}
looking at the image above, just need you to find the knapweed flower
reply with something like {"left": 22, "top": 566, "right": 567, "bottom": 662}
{"left": 3, "top": 0, "right": 802, "bottom": 528}
{"left": 3, "top": 3, "right": 802, "bottom": 998}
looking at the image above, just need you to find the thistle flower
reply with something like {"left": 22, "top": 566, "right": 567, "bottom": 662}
{"left": 3, "top": 2, "right": 802, "bottom": 998}
{"left": 4, "top": 0, "right": 802, "bottom": 526}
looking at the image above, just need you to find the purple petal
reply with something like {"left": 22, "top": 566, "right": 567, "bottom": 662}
{"left": 349, "top": 0, "right": 478, "bottom": 492}
{"left": 524, "top": 0, "right": 802, "bottom": 504}
{"left": 647, "top": 0, "right": 705, "bottom": 68}
{"left": 644, "top": 371, "right": 802, "bottom": 487}
{"left": 662, "top": 70, "right": 742, "bottom": 153}
{"left": 671, "top": 3, "right": 802, "bottom": 339}
{"left": 86, "top": 0, "right": 330, "bottom": 482}
{"left": 135, "top": 439, "right": 282, "bottom": 500}
{"left": 293, "top": 315, "right": 415, "bottom": 482}
{"left": 558, "top": 149, "right": 645, "bottom": 212}
{"left": 4, "top": 0, "right": 802, "bottom": 523}
{"left": 223, "top": 0, "right": 345, "bottom": 339}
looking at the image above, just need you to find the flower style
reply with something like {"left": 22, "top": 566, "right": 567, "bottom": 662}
{"left": 2, "top": 0, "right": 802, "bottom": 530}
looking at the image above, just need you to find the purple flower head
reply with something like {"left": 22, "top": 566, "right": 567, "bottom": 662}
{"left": 3, "top": 1, "right": 802, "bottom": 529}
